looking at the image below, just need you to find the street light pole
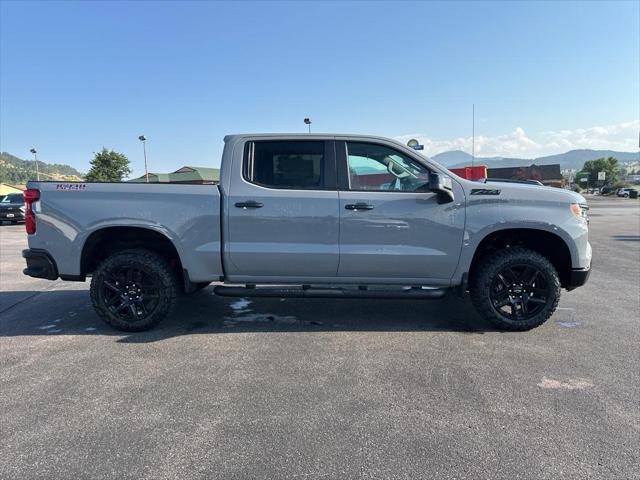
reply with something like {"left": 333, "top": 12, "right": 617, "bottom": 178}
{"left": 471, "top": 104, "right": 475, "bottom": 167}
{"left": 304, "top": 117, "right": 312, "bottom": 134}
{"left": 138, "top": 135, "right": 148, "bottom": 183}
{"left": 30, "top": 148, "right": 39, "bottom": 181}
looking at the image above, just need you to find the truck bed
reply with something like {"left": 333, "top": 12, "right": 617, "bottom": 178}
{"left": 25, "top": 181, "right": 223, "bottom": 282}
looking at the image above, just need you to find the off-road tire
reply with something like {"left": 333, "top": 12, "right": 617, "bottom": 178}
{"left": 470, "top": 247, "right": 561, "bottom": 331}
{"left": 90, "top": 249, "right": 178, "bottom": 332}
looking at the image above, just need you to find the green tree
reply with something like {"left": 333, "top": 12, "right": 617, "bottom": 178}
{"left": 577, "top": 156, "right": 620, "bottom": 187}
{"left": 84, "top": 148, "right": 131, "bottom": 182}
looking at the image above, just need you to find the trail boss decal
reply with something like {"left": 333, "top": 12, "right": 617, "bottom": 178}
{"left": 56, "top": 183, "right": 87, "bottom": 191}
{"left": 470, "top": 188, "right": 501, "bottom": 195}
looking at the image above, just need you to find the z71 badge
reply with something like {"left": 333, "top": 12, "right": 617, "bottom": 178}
{"left": 470, "top": 188, "right": 501, "bottom": 195}
{"left": 56, "top": 183, "right": 86, "bottom": 191}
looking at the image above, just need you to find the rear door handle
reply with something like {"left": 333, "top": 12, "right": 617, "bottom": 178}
{"left": 235, "top": 201, "right": 264, "bottom": 209}
{"left": 345, "top": 203, "right": 374, "bottom": 211}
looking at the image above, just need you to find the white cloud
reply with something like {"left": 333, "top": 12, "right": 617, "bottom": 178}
{"left": 395, "top": 120, "right": 639, "bottom": 158}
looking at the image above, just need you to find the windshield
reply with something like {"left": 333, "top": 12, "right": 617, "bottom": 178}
{"left": 1, "top": 193, "right": 24, "bottom": 204}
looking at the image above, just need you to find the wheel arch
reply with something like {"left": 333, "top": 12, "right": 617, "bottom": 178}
{"left": 80, "top": 226, "right": 188, "bottom": 290}
{"left": 468, "top": 227, "right": 573, "bottom": 288}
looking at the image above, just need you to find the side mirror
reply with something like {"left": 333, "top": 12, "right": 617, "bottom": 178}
{"left": 429, "top": 172, "right": 454, "bottom": 203}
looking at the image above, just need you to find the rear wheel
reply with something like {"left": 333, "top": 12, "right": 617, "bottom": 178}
{"left": 470, "top": 247, "right": 560, "bottom": 331}
{"left": 90, "top": 249, "right": 178, "bottom": 331}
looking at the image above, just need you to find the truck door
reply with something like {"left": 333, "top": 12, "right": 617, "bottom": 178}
{"left": 225, "top": 139, "right": 340, "bottom": 280}
{"left": 336, "top": 140, "right": 465, "bottom": 283}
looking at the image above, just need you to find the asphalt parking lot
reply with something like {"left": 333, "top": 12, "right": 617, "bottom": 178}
{"left": 1, "top": 196, "right": 638, "bottom": 480}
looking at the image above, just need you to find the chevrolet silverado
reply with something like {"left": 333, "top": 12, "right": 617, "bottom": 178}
{"left": 22, "top": 134, "right": 591, "bottom": 331}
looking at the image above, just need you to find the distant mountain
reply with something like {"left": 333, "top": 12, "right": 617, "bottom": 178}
{"left": 431, "top": 150, "right": 506, "bottom": 167}
{"left": 431, "top": 151, "right": 473, "bottom": 166}
{"left": 434, "top": 149, "right": 639, "bottom": 171}
{"left": 0, "top": 152, "right": 83, "bottom": 185}
{"left": 527, "top": 150, "right": 639, "bottom": 170}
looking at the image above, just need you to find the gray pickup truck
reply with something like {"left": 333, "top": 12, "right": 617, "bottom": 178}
{"left": 22, "top": 134, "right": 591, "bottom": 331}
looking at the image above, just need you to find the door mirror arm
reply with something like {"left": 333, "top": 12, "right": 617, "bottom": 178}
{"left": 429, "top": 172, "right": 455, "bottom": 204}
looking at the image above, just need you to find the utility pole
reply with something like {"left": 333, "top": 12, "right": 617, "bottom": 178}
{"left": 304, "top": 117, "right": 312, "bottom": 134}
{"left": 471, "top": 104, "right": 475, "bottom": 167}
{"left": 30, "top": 148, "right": 40, "bottom": 181}
{"left": 138, "top": 135, "right": 148, "bottom": 183}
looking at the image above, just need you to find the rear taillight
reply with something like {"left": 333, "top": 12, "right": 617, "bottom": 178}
{"left": 23, "top": 188, "right": 40, "bottom": 234}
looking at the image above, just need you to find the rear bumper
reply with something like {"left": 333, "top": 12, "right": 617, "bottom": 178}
{"left": 22, "top": 249, "right": 58, "bottom": 280}
{"left": 566, "top": 264, "right": 591, "bottom": 291}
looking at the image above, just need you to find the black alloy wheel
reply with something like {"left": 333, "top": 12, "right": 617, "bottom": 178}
{"left": 470, "top": 247, "right": 561, "bottom": 331}
{"left": 90, "top": 249, "right": 178, "bottom": 331}
{"left": 100, "top": 265, "right": 162, "bottom": 322}
{"left": 489, "top": 264, "right": 550, "bottom": 321}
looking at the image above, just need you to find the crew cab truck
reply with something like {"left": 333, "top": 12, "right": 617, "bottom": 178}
{"left": 22, "top": 134, "right": 591, "bottom": 332}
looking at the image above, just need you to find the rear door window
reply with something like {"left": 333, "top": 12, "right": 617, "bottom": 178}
{"left": 245, "top": 141, "right": 326, "bottom": 190}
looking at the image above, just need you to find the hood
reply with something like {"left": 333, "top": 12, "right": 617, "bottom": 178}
{"left": 465, "top": 179, "right": 586, "bottom": 204}
{"left": 0, "top": 201, "right": 26, "bottom": 209}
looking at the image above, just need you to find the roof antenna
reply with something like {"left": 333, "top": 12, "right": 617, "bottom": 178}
{"left": 304, "top": 117, "right": 312, "bottom": 134}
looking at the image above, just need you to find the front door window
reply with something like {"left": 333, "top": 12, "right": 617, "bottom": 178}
{"left": 346, "top": 142, "right": 430, "bottom": 192}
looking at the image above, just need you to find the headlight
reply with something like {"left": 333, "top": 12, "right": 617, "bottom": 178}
{"left": 570, "top": 203, "right": 589, "bottom": 222}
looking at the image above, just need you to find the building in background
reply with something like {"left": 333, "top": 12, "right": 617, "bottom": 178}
{"left": 449, "top": 165, "right": 487, "bottom": 181}
{"left": 129, "top": 172, "right": 172, "bottom": 183}
{"left": 487, "top": 164, "right": 564, "bottom": 188}
{"left": 128, "top": 166, "right": 220, "bottom": 184}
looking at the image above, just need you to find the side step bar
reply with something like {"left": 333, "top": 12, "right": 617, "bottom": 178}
{"left": 214, "top": 285, "right": 449, "bottom": 300}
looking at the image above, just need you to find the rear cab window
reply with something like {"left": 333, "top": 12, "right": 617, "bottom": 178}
{"left": 244, "top": 140, "right": 329, "bottom": 190}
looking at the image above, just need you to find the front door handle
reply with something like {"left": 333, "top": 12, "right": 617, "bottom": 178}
{"left": 345, "top": 203, "right": 374, "bottom": 211}
{"left": 235, "top": 201, "right": 264, "bottom": 209}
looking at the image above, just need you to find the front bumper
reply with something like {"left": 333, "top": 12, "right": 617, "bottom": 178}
{"left": 0, "top": 211, "right": 25, "bottom": 220}
{"left": 566, "top": 264, "right": 591, "bottom": 291}
{"left": 22, "top": 249, "right": 58, "bottom": 280}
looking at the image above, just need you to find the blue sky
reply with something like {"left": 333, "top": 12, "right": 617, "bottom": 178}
{"left": 1, "top": 0, "right": 638, "bottom": 177}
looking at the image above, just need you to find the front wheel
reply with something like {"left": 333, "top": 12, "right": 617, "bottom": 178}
{"left": 470, "top": 247, "right": 561, "bottom": 331}
{"left": 90, "top": 249, "right": 178, "bottom": 331}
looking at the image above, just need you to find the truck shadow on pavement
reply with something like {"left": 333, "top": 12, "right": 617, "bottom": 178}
{"left": 0, "top": 287, "right": 499, "bottom": 342}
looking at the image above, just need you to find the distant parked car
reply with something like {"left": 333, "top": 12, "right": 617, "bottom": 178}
{"left": 0, "top": 192, "right": 25, "bottom": 224}
{"left": 616, "top": 188, "right": 636, "bottom": 198}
